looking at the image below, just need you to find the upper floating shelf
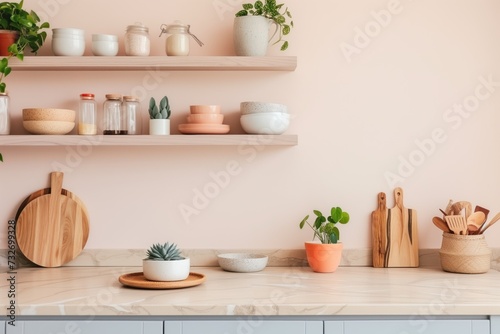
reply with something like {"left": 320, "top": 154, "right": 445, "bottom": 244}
{"left": 10, "top": 56, "right": 297, "bottom": 71}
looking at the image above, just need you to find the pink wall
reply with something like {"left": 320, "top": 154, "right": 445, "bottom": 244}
{"left": 2, "top": 0, "right": 500, "bottom": 250}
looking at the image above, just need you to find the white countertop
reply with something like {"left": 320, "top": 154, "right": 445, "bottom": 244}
{"left": 3, "top": 265, "right": 500, "bottom": 317}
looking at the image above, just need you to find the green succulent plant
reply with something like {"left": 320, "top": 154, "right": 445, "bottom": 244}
{"left": 0, "top": 0, "right": 50, "bottom": 93}
{"left": 148, "top": 96, "right": 171, "bottom": 119}
{"left": 145, "top": 242, "right": 184, "bottom": 261}
{"left": 299, "top": 207, "right": 350, "bottom": 244}
{"left": 235, "top": 0, "right": 293, "bottom": 51}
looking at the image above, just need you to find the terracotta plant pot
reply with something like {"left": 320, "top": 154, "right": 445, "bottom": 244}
{"left": 304, "top": 241, "right": 343, "bottom": 273}
{"left": 0, "top": 30, "right": 19, "bottom": 56}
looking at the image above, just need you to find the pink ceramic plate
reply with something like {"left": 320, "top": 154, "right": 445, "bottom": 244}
{"left": 178, "top": 123, "right": 230, "bottom": 134}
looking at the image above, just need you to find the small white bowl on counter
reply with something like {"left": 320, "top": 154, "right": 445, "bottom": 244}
{"left": 217, "top": 253, "right": 268, "bottom": 273}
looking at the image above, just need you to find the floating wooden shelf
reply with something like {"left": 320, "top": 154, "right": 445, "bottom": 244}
{"left": 10, "top": 56, "right": 297, "bottom": 71}
{"left": 0, "top": 135, "right": 298, "bottom": 146}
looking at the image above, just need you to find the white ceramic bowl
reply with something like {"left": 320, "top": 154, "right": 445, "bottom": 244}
{"left": 143, "top": 258, "right": 190, "bottom": 281}
{"left": 52, "top": 28, "right": 85, "bottom": 56}
{"left": 23, "top": 120, "right": 75, "bottom": 135}
{"left": 240, "top": 101, "right": 288, "bottom": 115}
{"left": 240, "top": 112, "right": 290, "bottom": 135}
{"left": 217, "top": 253, "right": 268, "bottom": 273}
{"left": 91, "top": 34, "right": 119, "bottom": 56}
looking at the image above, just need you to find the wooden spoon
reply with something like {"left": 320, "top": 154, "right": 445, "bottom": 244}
{"left": 480, "top": 212, "right": 500, "bottom": 234}
{"left": 466, "top": 211, "right": 485, "bottom": 234}
{"left": 432, "top": 217, "right": 451, "bottom": 233}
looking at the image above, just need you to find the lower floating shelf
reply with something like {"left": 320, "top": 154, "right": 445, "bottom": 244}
{"left": 0, "top": 135, "right": 298, "bottom": 146}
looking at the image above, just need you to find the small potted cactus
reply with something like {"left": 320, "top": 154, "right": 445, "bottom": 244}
{"left": 143, "top": 242, "right": 190, "bottom": 281}
{"left": 148, "top": 96, "right": 171, "bottom": 135}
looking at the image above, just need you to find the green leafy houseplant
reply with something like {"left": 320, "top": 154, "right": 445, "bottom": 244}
{"left": 145, "top": 242, "right": 185, "bottom": 261}
{"left": 235, "top": 0, "right": 293, "bottom": 51}
{"left": 0, "top": 0, "right": 50, "bottom": 93}
{"left": 299, "top": 207, "right": 350, "bottom": 244}
{"left": 148, "top": 96, "right": 171, "bottom": 119}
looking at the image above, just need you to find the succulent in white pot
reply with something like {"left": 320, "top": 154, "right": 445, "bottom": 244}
{"left": 143, "top": 242, "right": 190, "bottom": 281}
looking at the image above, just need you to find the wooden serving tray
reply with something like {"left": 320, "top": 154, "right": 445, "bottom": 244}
{"left": 118, "top": 272, "right": 206, "bottom": 289}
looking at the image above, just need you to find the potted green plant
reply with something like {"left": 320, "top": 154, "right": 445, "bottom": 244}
{"left": 148, "top": 96, "right": 171, "bottom": 135}
{"left": 143, "top": 242, "right": 190, "bottom": 281}
{"left": 234, "top": 0, "right": 293, "bottom": 56}
{"left": 299, "top": 207, "right": 350, "bottom": 273}
{"left": 0, "top": 0, "right": 50, "bottom": 93}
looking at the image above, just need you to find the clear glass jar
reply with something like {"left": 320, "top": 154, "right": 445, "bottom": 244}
{"left": 103, "top": 94, "right": 127, "bottom": 135}
{"left": 124, "top": 23, "right": 150, "bottom": 56}
{"left": 78, "top": 93, "right": 97, "bottom": 135}
{"left": 0, "top": 92, "right": 10, "bottom": 135}
{"left": 160, "top": 21, "right": 203, "bottom": 56}
{"left": 123, "top": 95, "right": 141, "bottom": 135}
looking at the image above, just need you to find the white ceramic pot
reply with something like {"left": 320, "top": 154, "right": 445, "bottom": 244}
{"left": 233, "top": 16, "right": 277, "bottom": 56}
{"left": 92, "top": 34, "right": 119, "bottom": 56}
{"left": 149, "top": 119, "right": 170, "bottom": 135}
{"left": 143, "top": 258, "right": 190, "bottom": 281}
{"left": 52, "top": 28, "right": 85, "bottom": 56}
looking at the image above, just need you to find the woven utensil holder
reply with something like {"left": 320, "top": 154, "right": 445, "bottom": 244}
{"left": 439, "top": 232, "right": 491, "bottom": 274}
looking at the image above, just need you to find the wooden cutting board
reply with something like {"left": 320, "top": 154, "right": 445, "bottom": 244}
{"left": 372, "top": 187, "right": 419, "bottom": 268}
{"left": 15, "top": 172, "right": 89, "bottom": 268}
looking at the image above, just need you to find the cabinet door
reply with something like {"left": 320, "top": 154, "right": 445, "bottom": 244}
{"left": 1, "top": 321, "right": 5, "bottom": 334}
{"left": 164, "top": 320, "right": 322, "bottom": 334}
{"left": 329, "top": 320, "right": 490, "bottom": 334}
{"left": 6, "top": 321, "right": 162, "bottom": 334}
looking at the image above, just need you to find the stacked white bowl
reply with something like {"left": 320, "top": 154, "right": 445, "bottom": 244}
{"left": 52, "top": 28, "right": 85, "bottom": 56}
{"left": 240, "top": 102, "right": 289, "bottom": 135}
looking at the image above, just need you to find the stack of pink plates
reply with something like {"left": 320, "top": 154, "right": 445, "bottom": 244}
{"left": 178, "top": 105, "right": 230, "bottom": 134}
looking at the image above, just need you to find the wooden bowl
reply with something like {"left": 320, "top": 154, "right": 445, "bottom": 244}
{"left": 23, "top": 120, "right": 75, "bottom": 135}
{"left": 23, "top": 108, "right": 76, "bottom": 122}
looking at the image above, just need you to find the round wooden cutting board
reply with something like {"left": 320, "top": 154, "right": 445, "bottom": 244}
{"left": 16, "top": 172, "right": 89, "bottom": 268}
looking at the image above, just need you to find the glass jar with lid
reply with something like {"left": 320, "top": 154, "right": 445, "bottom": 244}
{"left": 0, "top": 92, "right": 10, "bottom": 135}
{"left": 159, "top": 21, "right": 203, "bottom": 56}
{"left": 103, "top": 94, "right": 127, "bottom": 135}
{"left": 122, "top": 95, "right": 141, "bottom": 135}
{"left": 124, "top": 23, "right": 150, "bottom": 56}
{"left": 78, "top": 93, "right": 97, "bottom": 135}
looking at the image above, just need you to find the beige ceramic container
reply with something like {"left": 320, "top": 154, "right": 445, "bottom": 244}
{"left": 190, "top": 105, "right": 221, "bottom": 114}
{"left": 23, "top": 108, "right": 76, "bottom": 122}
{"left": 23, "top": 120, "right": 75, "bottom": 135}
{"left": 186, "top": 114, "right": 224, "bottom": 124}
{"left": 439, "top": 232, "right": 491, "bottom": 274}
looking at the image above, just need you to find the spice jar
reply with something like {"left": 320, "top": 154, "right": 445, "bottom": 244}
{"left": 0, "top": 92, "right": 10, "bottom": 135}
{"left": 160, "top": 21, "right": 203, "bottom": 56}
{"left": 123, "top": 95, "right": 141, "bottom": 135}
{"left": 78, "top": 93, "right": 97, "bottom": 135}
{"left": 103, "top": 94, "right": 127, "bottom": 135}
{"left": 125, "top": 23, "right": 150, "bottom": 56}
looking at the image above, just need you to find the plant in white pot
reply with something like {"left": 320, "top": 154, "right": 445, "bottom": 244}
{"left": 234, "top": 0, "right": 293, "bottom": 56}
{"left": 143, "top": 242, "right": 190, "bottom": 281}
{"left": 299, "top": 206, "right": 350, "bottom": 273}
{"left": 148, "top": 96, "right": 171, "bottom": 135}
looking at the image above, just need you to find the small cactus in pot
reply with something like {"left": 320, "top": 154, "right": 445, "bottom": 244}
{"left": 148, "top": 96, "right": 171, "bottom": 135}
{"left": 143, "top": 242, "right": 190, "bottom": 281}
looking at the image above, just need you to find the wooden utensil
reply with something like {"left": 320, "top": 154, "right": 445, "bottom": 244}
{"left": 372, "top": 188, "right": 419, "bottom": 268}
{"left": 473, "top": 205, "right": 489, "bottom": 233}
{"left": 466, "top": 211, "right": 485, "bottom": 234}
{"left": 432, "top": 216, "right": 451, "bottom": 233}
{"left": 15, "top": 172, "right": 89, "bottom": 267}
{"left": 480, "top": 212, "right": 500, "bottom": 234}
{"left": 444, "top": 215, "right": 468, "bottom": 235}
{"left": 451, "top": 201, "right": 472, "bottom": 219}
{"left": 371, "top": 192, "right": 387, "bottom": 268}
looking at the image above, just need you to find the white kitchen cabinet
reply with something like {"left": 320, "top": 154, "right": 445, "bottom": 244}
{"left": 491, "top": 316, "right": 499, "bottom": 334}
{"left": 164, "top": 320, "right": 323, "bottom": 334}
{"left": 325, "top": 319, "right": 490, "bottom": 334}
{"left": 6, "top": 320, "right": 162, "bottom": 334}
{"left": 0, "top": 322, "right": 5, "bottom": 334}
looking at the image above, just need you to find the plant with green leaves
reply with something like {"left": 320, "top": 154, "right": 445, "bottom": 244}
{"left": 235, "top": 0, "right": 293, "bottom": 51}
{"left": 0, "top": 0, "right": 50, "bottom": 93}
{"left": 148, "top": 96, "right": 171, "bottom": 119}
{"left": 299, "top": 207, "right": 350, "bottom": 244}
{"left": 145, "top": 242, "right": 185, "bottom": 261}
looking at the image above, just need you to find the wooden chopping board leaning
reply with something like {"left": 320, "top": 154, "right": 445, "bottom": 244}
{"left": 15, "top": 172, "right": 89, "bottom": 268}
{"left": 372, "top": 187, "right": 419, "bottom": 268}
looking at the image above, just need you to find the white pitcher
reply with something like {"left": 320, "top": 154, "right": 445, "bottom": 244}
{"left": 233, "top": 16, "right": 278, "bottom": 56}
